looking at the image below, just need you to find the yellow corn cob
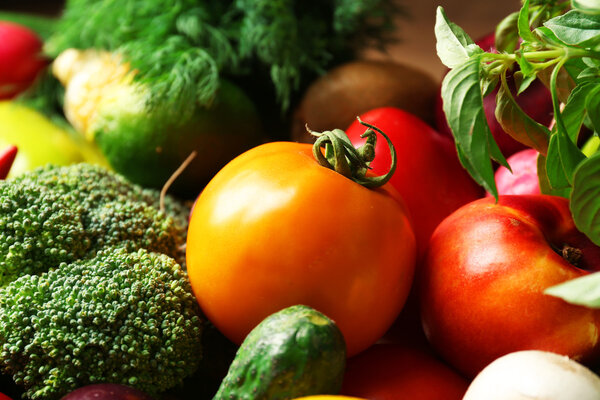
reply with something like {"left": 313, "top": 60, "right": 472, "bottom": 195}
{"left": 52, "top": 48, "right": 141, "bottom": 140}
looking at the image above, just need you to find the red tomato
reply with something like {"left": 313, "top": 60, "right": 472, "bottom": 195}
{"left": 0, "top": 22, "right": 47, "bottom": 99}
{"left": 186, "top": 141, "right": 416, "bottom": 356}
{"left": 345, "top": 108, "right": 483, "bottom": 260}
{"left": 341, "top": 343, "right": 470, "bottom": 400}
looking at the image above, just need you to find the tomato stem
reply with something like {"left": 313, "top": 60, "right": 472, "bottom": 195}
{"left": 308, "top": 119, "right": 397, "bottom": 188}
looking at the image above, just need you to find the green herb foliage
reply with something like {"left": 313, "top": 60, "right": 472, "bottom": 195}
{"left": 437, "top": 0, "right": 600, "bottom": 308}
{"left": 45, "top": 0, "right": 399, "bottom": 114}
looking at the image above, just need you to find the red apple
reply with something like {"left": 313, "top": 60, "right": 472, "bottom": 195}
{"left": 345, "top": 107, "right": 484, "bottom": 259}
{"left": 490, "top": 148, "right": 541, "bottom": 196}
{"left": 435, "top": 33, "right": 554, "bottom": 158}
{"left": 340, "top": 342, "right": 470, "bottom": 400}
{"left": 420, "top": 195, "right": 600, "bottom": 378}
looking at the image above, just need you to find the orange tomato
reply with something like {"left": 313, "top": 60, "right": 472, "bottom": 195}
{"left": 186, "top": 141, "right": 416, "bottom": 356}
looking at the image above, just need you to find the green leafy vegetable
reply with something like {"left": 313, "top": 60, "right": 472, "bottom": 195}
{"left": 572, "top": 0, "right": 600, "bottom": 14}
{"left": 438, "top": 0, "right": 600, "bottom": 307}
{"left": 437, "top": 0, "right": 600, "bottom": 243}
{"left": 494, "top": 74, "right": 551, "bottom": 153}
{"left": 434, "top": 7, "right": 482, "bottom": 69}
{"left": 545, "top": 271, "right": 600, "bottom": 307}
{"left": 544, "top": 9, "right": 600, "bottom": 46}
{"left": 44, "top": 0, "right": 400, "bottom": 113}
{"left": 440, "top": 53, "right": 506, "bottom": 195}
{"left": 570, "top": 152, "right": 600, "bottom": 245}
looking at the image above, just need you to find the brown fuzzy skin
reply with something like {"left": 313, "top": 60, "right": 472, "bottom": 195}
{"left": 290, "top": 59, "right": 439, "bottom": 143}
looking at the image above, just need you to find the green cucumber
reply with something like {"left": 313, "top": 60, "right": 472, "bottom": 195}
{"left": 213, "top": 305, "right": 346, "bottom": 400}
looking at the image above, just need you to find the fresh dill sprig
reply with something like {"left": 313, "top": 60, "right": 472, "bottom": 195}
{"left": 44, "top": 0, "right": 400, "bottom": 113}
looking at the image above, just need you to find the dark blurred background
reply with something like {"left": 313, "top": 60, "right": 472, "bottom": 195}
{"left": 0, "top": 0, "right": 65, "bottom": 15}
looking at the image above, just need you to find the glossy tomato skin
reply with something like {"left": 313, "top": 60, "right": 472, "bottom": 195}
{"left": 341, "top": 343, "right": 469, "bottom": 400}
{"left": 345, "top": 107, "right": 483, "bottom": 259}
{"left": 186, "top": 141, "right": 417, "bottom": 357}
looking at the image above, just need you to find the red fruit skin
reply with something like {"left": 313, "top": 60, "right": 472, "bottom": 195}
{"left": 0, "top": 393, "right": 13, "bottom": 400}
{"left": 0, "top": 145, "right": 18, "bottom": 179}
{"left": 434, "top": 33, "right": 554, "bottom": 158}
{"left": 491, "top": 148, "right": 541, "bottom": 196}
{"left": 0, "top": 22, "right": 47, "bottom": 99}
{"left": 420, "top": 195, "right": 600, "bottom": 378}
{"left": 340, "top": 342, "right": 469, "bottom": 400}
{"left": 345, "top": 107, "right": 484, "bottom": 259}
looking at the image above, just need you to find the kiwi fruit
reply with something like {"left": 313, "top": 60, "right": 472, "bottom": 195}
{"left": 291, "top": 59, "right": 439, "bottom": 143}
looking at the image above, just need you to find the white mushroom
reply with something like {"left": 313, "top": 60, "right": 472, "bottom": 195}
{"left": 463, "top": 350, "right": 600, "bottom": 400}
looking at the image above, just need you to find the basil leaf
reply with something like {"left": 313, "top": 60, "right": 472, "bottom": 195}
{"left": 583, "top": 57, "right": 600, "bottom": 68}
{"left": 516, "top": 53, "right": 536, "bottom": 80}
{"left": 582, "top": 135, "right": 600, "bottom": 157}
{"left": 564, "top": 57, "right": 591, "bottom": 83}
{"left": 562, "top": 81, "right": 600, "bottom": 142}
{"left": 534, "top": 26, "right": 569, "bottom": 47}
{"left": 545, "top": 272, "right": 600, "bottom": 308}
{"left": 495, "top": 79, "right": 550, "bottom": 154}
{"left": 571, "top": 0, "right": 600, "bottom": 15}
{"left": 514, "top": 70, "right": 537, "bottom": 94}
{"left": 481, "top": 75, "right": 499, "bottom": 98}
{"left": 557, "top": 131, "right": 587, "bottom": 184}
{"left": 435, "top": 7, "right": 483, "bottom": 68}
{"left": 537, "top": 153, "right": 572, "bottom": 196}
{"left": 441, "top": 55, "right": 505, "bottom": 196}
{"left": 570, "top": 151, "right": 600, "bottom": 246}
{"left": 585, "top": 84, "right": 600, "bottom": 132}
{"left": 495, "top": 11, "right": 520, "bottom": 53}
{"left": 545, "top": 10, "right": 600, "bottom": 47}
{"left": 518, "top": 0, "right": 538, "bottom": 43}
{"left": 538, "top": 63, "right": 576, "bottom": 104}
{"left": 545, "top": 133, "right": 573, "bottom": 191}
{"left": 578, "top": 66, "right": 600, "bottom": 81}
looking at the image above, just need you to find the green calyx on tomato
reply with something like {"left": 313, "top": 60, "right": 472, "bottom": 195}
{"left": 308, "top": 119, "right": 397, "bottom": 188}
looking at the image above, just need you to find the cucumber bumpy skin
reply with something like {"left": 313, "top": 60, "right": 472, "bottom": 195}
{"left": 213, "top": 305, "right": 346, "bottom": 400}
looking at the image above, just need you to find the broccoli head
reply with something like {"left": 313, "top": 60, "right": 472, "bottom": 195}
{"left": 0, "top": 163, "right": 190, "bottom": 285}
{"left": 0, "top": 246, "right": 204, "bottom": 399}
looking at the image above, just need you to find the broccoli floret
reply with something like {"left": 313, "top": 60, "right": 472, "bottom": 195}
{"left": 0, "top": 163, "right": 190, "bottom": 285}
{"left": 0, "top": 246, "right": 203, "bottom": 400}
